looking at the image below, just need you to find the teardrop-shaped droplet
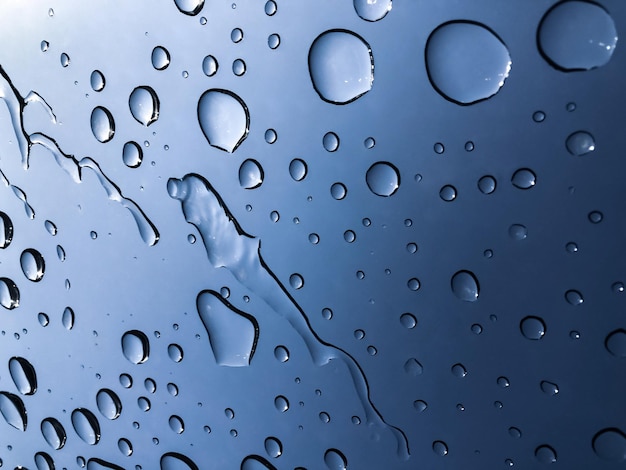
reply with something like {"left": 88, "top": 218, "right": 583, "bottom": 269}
{"left": 96, "top": 388, "right": 122, "bottom": 420}
{"left": 152, "top": 46, "right": 171, "bottom": 70}
{"left": 123, "top": 141, "right": 143, "bottom": 168}
{"left": 60, "top": 52, "right": 70, "bottom": 67}
{"left": 511, "top": 168, "right": 536, "bottom": 189}
{"left": 0, "top": 277, "right": 20, "bottom": 309}
{"left": 324, "top": 448, "right": 348, "bottom": 469}
{"left": 605, "top": 329, "right": 626, "bottom": 357}
{"left": 537, "top": 0, "right": 617, "bottom": 72}
{"left": 238, "top": 159, "right": 264, "bottom": 189}
{"left": 426, "top": 21, "right": 511, "bottom": 105}
{"left": 41, "top": 417, "right": 66, "bottom": 450}
{"left": 366, "top": 161, "right": 400, "bottom": 197}
{"left": 0, "top": 212, "right": 13, "bottom": 248}
{"left": 62, "top": 306, "right": 75, "bottom": 330}
{"left": 566, "top": 131, "right": 595, "bottom": 156}
{"left": 520, "top": 316, "right": 546, "bottom": 340}
{"left": 8, "top": 357, "right": 37, "bottom": 395}
{"left": 90, "top": 70, "right": 106, "bottom": 92}
{"left": 129, "top": 86, "right": 160, "bottom": 127}
{"left": 451, "top": 270, "right": 480, "bottom": 302}
{"left": 354, "top": 0, "right": 392, "bottom": 22}
{"left": 160, "top": 452, "right": 199, "bottom": 470}
{"left": 197, "top": 89, "right": 249, "bottom": 153}
{"left": 593, "top": 428, "right": 626, "bottom": 462}
{"left": 44, "top": 220, "right": 57, "bottom": 236}
{"left": 174, "top": 0, "right": 204, "bottom": 16}
{"left": 20, "top": 248, "right": 45, "bottom": 282}
{"left": 71, "top": 408, "right": 100, "bottom": 445}
{"left": 0, "top": 391, "right": 27, "bottom": 431}
{"left": 90, "top": 106, "right": 115, "bottom": 143}
{"left": 121, "top": 330, "right": 150, "bottom": 364}
{"left": 540, "top": 380, "right": 559, "bottom": 396}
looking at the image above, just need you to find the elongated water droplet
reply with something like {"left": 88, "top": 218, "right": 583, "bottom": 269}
{"left": 197, "top": 89, "right": 249, "bottom": 153}
{"left": 268, "top": 34, "right": 281, "bottom": 49}
{"left": 231, "top": 28, "right": 244, "bottom": 43}
{"left": 354, "top": 0, "right": 392, "bottom": 22}
{"left": 96, "top": 388, "right": 122, "bottom": 420}
{"left": 20, "top": 248, "right": 45, "bottom": 282}
{"left": 274, "top": 395, "right": 289, "bottom": 412}
{"left": 0, "top": 212, "right": 13, "bottom": 248}
{"left": 566, "top": 131, "right": 595, "bottom": 156}
{"left": 366, "top": 162, "right": 400, "bottom": 197}
{"left": 118, "top": 437, "right": 133, "bottom": 456}
{"left": 264, "top": 0, "right": 277, "bottom": 16}
{"left": 71, "top": 408, "right": 100, "bottom": 445}
{"left": 121, "top": 330, "right": 150, "bottom": 364}
{"left": 62, "top": 306, "right": 75, "bottom": 330}
{"left": 324, "top": 449, "right": 347, "bottom": 469}
{"left": 90, "top": 106, "right": 115, "bottom": 143}
{"left": 34, "top": 451, "right": 55, "bottom": 470}
{"left": 426, "top": 21, "right": 511, "bottom": 105}
{"left": 0, "top": 391, "right": 27, "bottom": 430}
{"left": 520, "top": 316, "right": 546, "bottom": 340}
{"left": 174, "top": 0, "right": 204, "bottom": 16}
{"left": 509, "top": 224, "right": 528, "bottom": 240}
{"left": 451, "top": 270, "right": 479, "bottom": 302}
{"left": 239, "top": 159, "right": 264, "bottom": 189}
{"left": 309, "top": 29, "right": 374, "bottom": 104}
{"left": 538, "top": 0, "right": 617, "bottom": 71}
{"left": 0, "top": 277, "right": 20, "bottom": 309}
{"left": 8, "top": 357, "right": 37, "bottom": 395}
{"left": 169, "top": 415, "right": 184, "bottom": 433}
{"left": 44, "top": 220, "right": 57, "bottom": 236}
{"left": 289, "top": 158, "right": 307, "bottom": 181}
{"left": 87, "top": 458, "right": 125, "bottom": 470}
{"left": 122, "top": 141, "right": 143, "bottom": 168}
{"left": 41, "top": 417, "right": 66, "bottom": 450}
{"left": 593, "top": 428, "right": 626, "bottom": 462}
{"left": 60, "top": 52, "right": 70, "bottom": 67}
{"left": 540, "top": 380, "right": 559, "bottom": 395}
{"left": 202, "top": 55, "right": 218, "bottom": 76}
{"left": 129, "top": 86, "right": 160, "bottom": 126}
{"left": 323, "top": 132, "right": 340, "bottom": 152}
{"left": 152, "top": 46, "right": 170, "bottom": 70}
{"left": 565, "top": 289, "right": 584, "bottom": 305}
{"left": 160, "top": 452, "right": 199, "bottom": 470}
{"left": 241, "top": 455, "right": 278, "bottom": 470}
{"left": 168, "top": 343, "right": 184, "bottom": 362}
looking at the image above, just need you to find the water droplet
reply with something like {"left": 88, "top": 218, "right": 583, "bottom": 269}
{"left": 366, "top": 161, "right": 400, "bottom": 197}
{"left": 354, "top": 0, "right": 391, "bottom": 22}
{"left": 451, "top": 363, "right": 468, "bottom": 378}
{"left": 508, "top": 224, "right": 528, "bottom": 240}
{"left": 451, "top": 270, "right": 480, "bottom": 302}
{"left": 117, "top": 437, "right": 133, "bottom": 456}
{"left": 96, "top": 388, "right": 122, "bottom": 420}
{"left": 160, "top": 452, "right": 199, "bottom": 470}
{"left": 534, "top": 445, "right": 557, "bottom": 463}
{"left": 90, "top": 70, "right": 105, "bottom": 92}
{"left": 367, "top": 345, "right": 378, "bottom": 355}
{"left": 309, "top": 233, "right": 320, "bottom": 244}
{"left": 540, "top": 380, "right": 559, "bottom": 396}
{"left": 232, "top": 58, "right": 246, "bottom": 76}
{"left": 168, "top": 415, "right": 184, "bottom": 434}
{"left": 400, "top": 313, "right": 417, "bottom": 329}
{"left": 588, "top": 210, "right": 603, "bottom": 224}
{"left": 612, "top": 281, "right": 624, "bottom": 294}
{"left": 9, "top": 357, "right": 37, "bottom": 395}
{"left": 566, "top": 242, "right": 578, "bottom": 253}
{"left": 147, "top": 47, "right": 171, "bottom": 74}
{"left": 288, "top": 158, "right": 307, "bottom": 181}
{"left": 477, "top": 175, "right": 497, "bottom": 194}
{"left": 508, "top": 427, "right": 522, "bottom": 438}
{"left": 20, "top": 248, "right": 45, "bottom": 282}
{"left": 354, "top": 329, "right": 365, "bottom": 340}
{"left": 593, "top": 428, "right": 626, "bottom": 462}
{"left": 137, "top": 396, "right": 151, "bottom": 411}
{"left": 274, "top": 395, "right": 289, "bottom": 412}
{"left": 321, "top": 307, "right": 333, "bottom": 320}
{"left": 433, "top": 440, "right": 449, "bottom": 456}
{"left": 71, "top": 408, "right": 100, "bottom": 445}
{"left": 319, "top": 411, "right": 331, "bottom": 423}
{"left": 497, "top": 376, "right": 510, "bottom": 388}
{"left": 404, "top": 358, "right": 423, "bottom": 376}
{"left": 174, "top": 0, "right": 204, "bottom": 16}
{"left": 119, "top": 373, "right": 133, "bottom": 388}
{"left": 330, "top": 182, "right": 347, "bottom": 200}
{"left": 264, "top": 0, "right": 277, "bottom": 16}
{"left": 41, "top": 417, "right": 66, "bottom": 450}
{"left": 90, "top": 106, "right": 115, "bottom": 143}
{"left": 323, "top": 132, "right": 340, "bottom": 152}
{"left": 168, "top": 343, "right": 184, "bottom": 362}
{"left": 605, "top": 329, "right": 626, "bottom": 357}
{"left": 520, "top": 316, "right": 546, "bottom": 340}
{"left": 34, "top": 452, "right": 55, "bottom": 470}
{"left": 268, "top": 34, "right": 281, "bottom": 49}
{"left": 406, "top": 242, "right": 418, "bottom": 254}
{"left": 265, "top": 436, "right": 282, "bottom": 458}
{"left": 231, "top": 28, "right": 244, "bottom": 43}
{"left": 0, "top": 212, "right": 13, "bottom": 249}
{"left": 289, "top": 273, "right": 304, "bottom": 290}
{"left": 38, "top": 312, "right": 49, "bottom": 327}
{"left": 121, "top": 330, "right": 150, "bottom": 364}
{"left": 494, "top": 400, "right": 503, "bottom": 409}
{"left": 44, "top": 220, "right": 57, "bottom": 236}
{"left": 122, "top": 141, "right": 143, "bottom": 168}
{"left": 274, "top": 345, "right": 289, "bottom": 363}
{"left": 0, "top": 278, "right": 20, "bottom": 310}
{"left": 566, "top": 130, "right": 595, "bottom": 156}
{"left": 40, "top": 40, "right": 49, "bottom": 52}
{"left": 129, "top": 86, "right": 160, "bottom": 127}
{"left": 439, "top": 185, "right": 457, "bottom": 201}
{"left": 61, "top": 306, "right": 75, "bottom": 330}
{"left": 511, "top": 168, "right": 536, "bottom": 189}
{"left": 309, "top": 29, "right": 374, "bottom": 104}
{"left": 238, "top": 159, "right": 264, "bottom": 189}
{"left": 364, "top": 137, "right": 375, "bottom": 149}
{"left": 0, "top": 392, "right": 27, "bottom": 431}
{"left": 538, "top": 1, "right": 617, "bottom": 71}
{"left": 565, "top": 289, "right": 584, "bottom": 305}
{"left": 407, "top": 278, "right": 420, "bottom": 291}
{"left": 143, "top": 378, "right": 156, "bottom": 394}
{"left": 426, "top": 21, "right": 511, "bottom": 105}
{"left": 324, "top": 449, "right": 347, "bottom": 469}
{"left": 197, "top": 89, "right": 249, "bottom": 153}
{"left": 60, "top": 52, "right": 70, "bottom": 67}
{"left": 471, "top": 323, "right": 483, "bottom": 334}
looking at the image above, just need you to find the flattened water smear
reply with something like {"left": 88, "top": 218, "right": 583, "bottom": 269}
{"left": 168, "top": 173, "right": 410, "bottom": 460}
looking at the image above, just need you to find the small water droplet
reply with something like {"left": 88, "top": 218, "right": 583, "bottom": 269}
{"left": 471, "top": 323, "right": 483, "bottom": 334}
{"left": 534, "top": 445, "right": 557, "bottom": 463}
{"left": 137, "top": 396, "right": 151, "bottom": 411}
{"left": 265, "top": 436, "right": 282, "bottom": 458}
{"left": 152, "top": 46, "right": 171, "bottom": 70}
{"left": 34, "top": 452, "right": 55, "bottom": 469}
{"left": 0, "top": 212, "right": 13, "bottom": 249}
{"left": 439, "top": 185, "right": 457, "bottom": 201}
{"left": 160, "top": 452, "right": 199, "bottom": 470}
{"left": 274, "top": 395, "right": 289, "bottom": 412}
{"left": 41, "top": 40, "right": 49, "bottom": 52}
{"left": 533, "top": 111, "right": 546, "bottom": 122}
{"left": 588, "top": 210, "right": 603, "bottom": 224}
{"left": 60, "top": 52, "right": 70, "bottom": 67}
{"left": 407, "top": 278, "right": 420, "bottom": 291}
{"left": 118, "top": 438, "right": 133, "bottom": 456}
{"left": 400, "top": 313, "right": 417, "bottom": 329}
{"left": 508, "top": 224, "right": 528, "bottom": 240}
{"left": 274, "top": 345, "right": 289, "bottom": 363}
{"left": 330, "top": 182, "right": 347, "bottom": 200}
{"left": 414, "top": 399, "right": 428, "bottom": 412}
{"left": 289, "top": 159, "right": 307, "bottom": 181}
{"left": 309, "top": 233, "right": 320, "bottom": 244}
{"left": 404, "top": 358, "right": 423, "bottom": 376}
{"left": 323, "top": 132, "right": 340, "bottom": 152}
{"left": 592, "top": 428, "right": 626, "bottom": 462}
{"left": 168, "top": 343, "right": 184, "bottom": 362}
{"left": 20, "top": 249, "right": 45, "bottom": 282}
{"left": 96, "top": 388, "right": 122, "bottom": 420}
{"left": 565, "top": 242, "right": 578, "bottom": 253}
{"left": 451, "top": 363, "right": 468, "bottom": 377}
{"left": 367, "top": 345, "right": 378, "bottom": 355}
{"left": 231, "top": 28, "right": 244, "bottom": 43}
{"left": 38, "top": 312, "right": 49, "bottom": 327}
{"left": 129, "top": 86, "right": 160, "bottom": 127}
{"left": 289, "top": 273, "right": 304, "bottom": 290}
{"left": 364, "top": 137, "right": 376, "bottom": 148}
{"left": 497, "top": 376, "right": 510, "bottom": 388}
{"left": 121, "top": 330, "right": 150, "bottom": 364}
{"left": 90, "top": 106, "right": 115, "bottom": 143}
{"left": 232, "top": 58, "right": 246, "bottom": 76}
{"left": 169, "top": 415, "right": 184, "bottom": 434}
{"left": 238, "top": 159, "right": 264, "bottom": 189}
{"left": 451, "top": 270, "right": 480, "bottom": 302}
{"left": 198, "top": 89, "right": 249, "bottom": 153}
{"left": 434, "top": 142, "right": 445, "bottom": 154}
{"left": 432, "top": 440, "right": 449, "bottom": 456}
{"left": 264, "top": 0, "right": 277, "bottom": 16}
{"left": 122, "top": 141, "right": 143, "bottom": 168}
{"left": 353, "top": 0, "right": 391, "bottom": 22}
{"left": 511, "top": 168, "right": 536, "bottom": 189}
{"left": 566, "top": 131, "right": 595, "bottom": 156}
{"left": 520, "top": 316, "right": 546, "bottom": 340}
{"left": 366, "top": 161, "right": 400, "bottom": 197}
{"left": 565, "top": 289, "right": 584, "bottom": 305}
{"left": 319, "top": 411, "right": 331, "bottom": 423}
{"left": 268, "top": 33, "right": 281, "bottom": 49}
{"left": 540, "top": 380, "right": 559, "bottom": 396}
{"left": 509, "top": 427, "right": 522, "bottom": 438}
{"left": 343, "top": 230, "right": 356, "bottom": 243}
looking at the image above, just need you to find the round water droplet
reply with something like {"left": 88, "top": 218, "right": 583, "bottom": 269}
{"left": 565, "top": 289, "right": 584, "bottom": 305}
{"left": 342, "top": 230, "right": 355, "bottom": 243}
{"left": 321, "top": 307, "right": 333, "bottom": 320}
{"left": 319, "top": 411, "right": 331, "bottom": 423}
{"left": 119, "top": 373, "right": 133, "bottom": 388}
{"left": 605, "top": 329, "right": 626, "bottom": 357}
{"left": 90, "top": 106, "right": 115, "bottom": 143}
{"left": 612, "top": 281, "right": 624, "bottom": 294}
{"left": 20, "top": 248, "right": 45, "bottom": 282}
{"left": 354, "top": 329, "right": 365, "bottom": 340}
{"left": 265, "top": 437, "right": 282, "bottom": 458}
{"left": 174, "top": 0, "right": 204, "bottom": 16}
{"left": 451, "top": 363, "right": 468, "bottom": 377}
{"left": 566, "top": 130, "right": 595, "bottom": 156}
{"left": 90, "top": 70, "right": 106, "bottom": 92}
{"left": 289, "top": 273, "right": 304, "bottom": 290}
{"left": 353, "top": 0, "right": 391, "bottom": 22}
{"left": 439, "top": 185, "right": 457, "bottom": 201}
{"left": 433, "top": 440, "right": 449, "bottom": 456}
{"left": 407, "top": 278, "right": 420, "bottom": 291}
{"left": 330, "top": 182, "right": 347, "bottom": 200}
{"left": 511, "top": 168, "right": 536, "bottom": 189}
{"left": 169, "top": 415, "right": 184, "bottom": 434}
{"left": 238, "top": 159, "right": 264, "bottom": 189}
{"left": 471, "top": 323, "right": 483, "bottom": 334}
{"left": 309, "top": 233, "right": 320, "bottom": 244}
{"left": 264, "top": 0, "right": 277, "bottom": 16}
{"left": 137, "top": 396, "right": 151, "bottom": 411}
{"left": 566, "top": 242, "right": 578, "bottom": 253}
{"left": 274, "top": 395, "right": 289, "bottom": 412}
{"left": 96, "top": 388, "right": 122, "bottom": 420}
{"left": 71, "top": 408, "right": 100, "bottom": 445}
{"left": 0, "top": 278, "right": 19, "bottom": 310}
{"left": 425, "top": 21, "right": 511, "bottom": 105}
{"left": 41, "top": 417, "right": 66, "bottom": 450}
{"left": 366, "top": 161, "right": 400, "bottom": 197}
{"left": 433, "top": 142, "right": 445, "bottom": 154}
{"left": 451, "top": 270, "right": 480, "bottom": 302}
{"left": 593, "top": 428, "right": 626, "bottom": 462}
{"left": 588, "top": 210, "right": 603, "bottom": 224}
{"left": 289, "top": 159, "right": 307, "bottom": 181}
{"left": 464, "top": 141, "right": 475, "bottom": 152}
{"left": 167, "top": 383, "right": 179, "bottom": 397}
{"left": 121, "top": 330, "right": 150, "bottom": 364}
{"left": 152, "top": 46, "right": 171, "bottom": 70}
{"left": 129, "top": 86, "right": 160, "bottom": 127}
{"left": 537, "top": 0, "right": 617, "bottom": 72}
{"left": 267, "top": 34, "right": 281, "bottom": 50}
{"left": 404, "top": 358, "right": 423, "bottom": 376}
{"left": 9, "top": 356, "right": 37, "bottom": 395}
{"left": 400, "top": 313, "right": 417, "bottom": 329}
{"left": 0, "top": 212, "right": 13, "bottom": 249}
{"left": 231, "top": 28, "right": 244, "bottom": 43}
{"left": 168, "top": 343, "right": 184, "bottom": 362}
{"left": 264, "top": 128, "right": 277, "bottom": 144}
{"left": 509, "top": 427, "right": 522, "bottom": 438}
{"left": 540, "top": 380, "right": 559, "bottom": 396}
{"left": 309, "top": 29, "right": 374, "bottom": 104}
{"left": 144, "top": 378, "right": 156, "bottom": 394}
{"left": 324, "top": 449, "right": 347, "bottom": 470}
{"left": 509, "top": 224, "right": 528, "bottom": 240}
{"left": 232, "top": 58, "right": 246, "bottom": 76}
{"left": 274, "top": 345, "right": 289, "bottom": 362}
{"left": 477, "top": 175, "right": 496, "bottom": 194}
{"left": 122, "top": 141, "right": 143, "bottom": 168}
{"left": 323, "top": 132, "right": 340, "bottom": 152}
{"left": 60, "top": 52, "right": 70, "bottom": 67}
{"left": 497, "top": 376, "right": 510, "bottom": 388}
{"left": 198, "top": 89, "right": 249, "bottom": 153}
{"left": 535, "top": 445, "right": 557, "bottom": 463}
{"left": 520, "top": 316, "right": 546, "bottom": 340}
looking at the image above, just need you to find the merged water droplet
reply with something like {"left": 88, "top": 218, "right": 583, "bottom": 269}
{"left": 197, "top": 89, "right": 249, "bottom": 153}
{"left": 20, "top": 248, "right": 45, "bottom": 282}
{"left": 566, "top": 131, "right": 595, "bottom": 156}
{"left": 96, "top": 388, "right": 122, "bottom": 420}
{"left": 0, "top": 277, "right": 20, "bottom": 309}
{"left": 308, "top": 29, "right": 374, "bottom": 104}
{"left": 0, "top": 391, "right": 27, "bottom": 431}
{"left": 8, "top": 357, "right": 37, "bottom": 395}
{"left": 354, "top": 0, "right": 392, "bottom": 22}
{"left": 121, "top": 330, "right": 150, "bottom": 364}
{"left": 41, "top": 417, "right": 66, "bottom": 450}
{"left": 174, "top": 0, "right": 204, "bottom": 16}
{"left": 238, "top": 159, "right": 264, "bottom": 189}
{"left": 520, "top": 316, "right": 546, "bottom": 340}
{"left": 152, "top": 46, "right": 171, "bottom": 70}
{"left": 534, "top": 445, "right": 557, "bottom": 463}
{"left": 0, "top": 212, "right": 13, "bottom": 248}
{"left": 537, "top": 0, "right": 617, "bottom": 71}
{"left": 593, "top": 428, "right": 626, "bottom": 462}
{"left": 605, "top": 329, "right": 626, "bottom": 357}
{"left": 90, "top": 70, "right": 106, "bottom": 92}
{"left": 451, "top": 270, "right": 480, "bottom": 302}
{"left": 71, "top": 408, "right": 100, "bottom": 445}
{"left": 511, "top": 168, "right": 537, "bottom": 189}
{"left": 90, "top": 106, "right": 115, "bottom": 143}
{"left": 425, "top": 21, "right": 511, "bottom": 105}
{"left": 324, "top": 449, "right": 347, "bottom": 469}
{"left": 129, "top": 86, "right": 160, "bottom": 127}
{"left": 366, "top": 161, "right": 400, "bottom": 197}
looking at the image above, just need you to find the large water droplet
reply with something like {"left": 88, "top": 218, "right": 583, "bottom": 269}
{"left": 324, "top": 449, "right": 348, "bottom": 469}
{"left": 265, "top": 437, "right": 282, "bottom": 458}
{"left": 0, "top": 391, "right": 27, "bottom": 431}
{"left": 123, "top": 141, "right": 143, "bottom": 168}
{"left": 566, "top": 131, "right": 595, "bottom": 156}
{"left": 330, "top": 182, "right": 347, "bottom": 200}
{"left": 129, "top": 86, "right": 160, "bottom": 127}
{"left": 0, "top": 212, "right": 13, "bottom": 248}
{"left": 593, "top": 428, "right": 626, "bottom": 462}
{"left": 0, "top": 277, "right": 20, "bottom": 309}
{"left": 96, "top": 388, "right": 122, "bottom": 420}
{"left": 308, "top": 29, "right": 374, "bottom": 104}
{"left": 366, "top": 161, "right": 400, "bottom": 197}
{"left": 41, "top": 417, "right": 66, "bottom": 450}
{"left": 535, "top": 445, "right": 557, "bottom": 463}
{"left": 520, "top": 316, "right": 546, "bottom": 340}
{"left": 71, "top": 408, "right": 100, "bottom": 445}
{"left": 20, "top": 248, "right": 45, "bottom": 282}
{"left": 451, "top": 270, "right": 480, "bottom": 302}
{"left": 152, "top": 46, "right": 171, "bottom": 70}
{"left": 241, "top": 455, "right": 278, "bottom": 470}
{"left": 90, "top": 106, "right": 115, "bottom": 143}
{"left": 121, "top": 330, "right": 150, "bottom": 364}
{"left": 537, "top": 0, "right": 617, "bottom": 72}
{"left": 90, "top": 70, "right": 106, "bottom": 92}
{"left": 354, "top": 0, "right": 392, "bottom": 22}
{"left": 197, "top": 89, "right": 249, "bottom": 153}
{"left": 605, "top": 329, "right": 626, "bottom": 357}
{"left": 87, "top": 458, "right": 126, "bottom": 470}
{"left": 160, "top": 452, "right": 199, "bottom": 470}
{"left": 8, "top": 357, "right": 37, "bottom": 395}
{"left": 274, "top": 395, "right": 289, "bottom": 412}
{"left": 426, "top": 21, "right": 511, "bottom": 105}
{"left": 174, "top": 0, "right": 204, "bottom": 16}
{"left": 511, "top": 168, "right": 537, "bottom": 189}
{"left": 239, "top": 159, "right": 264, "bottom": 189}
